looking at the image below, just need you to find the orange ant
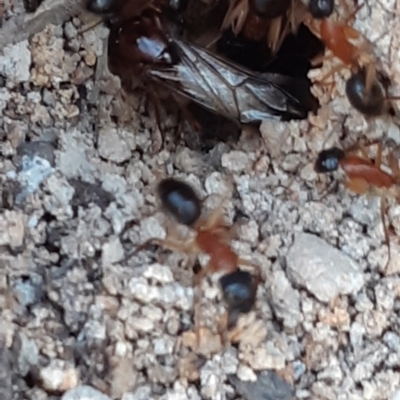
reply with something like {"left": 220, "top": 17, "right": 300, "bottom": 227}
{"left": 305, "top": 3, "right": 368, "bottom": 73}
{"left": 315, "top": 142, "right": 400, "bottom": 271}
{"left": 132, "top": 178, "right": 260, "bottom": 329}
{"left": 305, "top": 3, "right": 400, "bottom": 116}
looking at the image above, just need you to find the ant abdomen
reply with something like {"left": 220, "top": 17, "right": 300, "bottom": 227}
{"left": 345, "top": 69, "right": 386, "bottom": 116}
{"left": 219, "top": 270, "right": 257, "bottom": 327}
{"left": 157, "top": 178, "right": 202, "bottom": 226}
{"left": 314, "top": 147, "right": 345, "bottom": 173}
{"left": 308, "top": 0, "right": 334, "bottom": 19}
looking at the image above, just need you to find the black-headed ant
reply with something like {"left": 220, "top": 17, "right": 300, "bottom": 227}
{"left": 305, "top": 3, "right": 399, "bottom": 115}
{"left": 315, "top": 142, "right": 400, "bottom": 271}
{"left": 135, "top": 178, "right": 260, "bottom": 329}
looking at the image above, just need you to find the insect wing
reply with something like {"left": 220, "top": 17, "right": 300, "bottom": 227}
{"left": 149, "top": 39, "right": 313, "bottom": 123}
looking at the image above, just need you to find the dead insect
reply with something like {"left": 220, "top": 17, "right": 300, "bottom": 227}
{"left": 315, "top": 143, "right": 400, "bottom": 271}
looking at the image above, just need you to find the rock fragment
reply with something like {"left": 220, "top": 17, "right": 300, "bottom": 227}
{"left": 69, "top": 179, "right": 115, "bottom": 210}
{"left": 0, "top": 211, "right": 25, "bottom": 248}
{"left": 13, "top": 154, "right": 54, "bottom": 205}
{"left": 0, "top": 41, "right": 31, "bottom": 82}
{"left": 0, "top": 337, "right": 12, "bottom": 400}
{"left": 62, "top": 385, "right": 113, "bottom": 400}
{"left": 39, "top": 362, "right": 79, "bottom": 392}
{"left": 287, "top": 233, "right": 365, "bottom": 303}
{"left": 228, "top": 370, "right": 295, "bottom": 400}
{"left": 13, "top": 332, "right": 39, "bottom": 377}
{"left": 97, "top": 126, "right": 134, "bottom": 163}
{"left": 270, "top": 270, "right": 301, "bottom": 329}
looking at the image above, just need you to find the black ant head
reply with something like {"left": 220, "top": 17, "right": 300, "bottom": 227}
{"left": 308, "top": 0, "right": 334, "bottom": 19}
{"left": 219, "top": 270, "right": 257, "bottom": 328}
{"left": 157, "top": 178, "right": 202, "bottom": 227}
{"left": 86, "top": 0, "right": 118, "bottom": 14}
{"left": 345, "top": 68, "right": 386, "bottom": 116}
{"left": 251, "top": 0, "right": 291, "bottom": 18}
{"left": 314, "top": 147, "right": 345, "bottom": 173}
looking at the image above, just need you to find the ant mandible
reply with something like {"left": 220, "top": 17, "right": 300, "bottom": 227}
{"left": 315, "top": 142, "right": 400, "bottom": 272}
{"left": 134, "top": 177, "right": 260, "bottom": 330}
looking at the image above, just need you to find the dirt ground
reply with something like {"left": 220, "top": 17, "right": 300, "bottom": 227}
{"left": 1, "top": 0, "right": 400, "bottom": 399}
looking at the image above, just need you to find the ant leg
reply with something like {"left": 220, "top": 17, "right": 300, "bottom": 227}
{"left": 197, "top": 197, "right": 227, "bottom": 231}
{"left": 343, "top": 3, "right": 365, "bottom": 25}
{"left": 388, "top": 151, "right": 400, "bottom": 180}
{"left": 217, "top": 312, "right": 231, "bottom": 347}
{"left": 310, "top": 52, "right": 334, "bottom": 68}
{"left": 317, "top": 180, "right": 340, "bottom": 202}
{"left": 146, "top": 237, "right": 200, "bottom": 254}
{"left": 238, "top": 258, "right": 261, "bottom": 282}
{"left": 345, "top": 178, "right": 369, "bottom": 195}
{"left": 373, "top": 142, "right": 383, "bottom": 168}
{"left": 193, "top": 261, "right": 215, "bottom": 287}
{"left": 346, "top": 139, "right": 382, "bottom": 164}
{"left": 221, "top": 0, "right": 249, "bottom": 34}
{"left": 363, "top": 63, "right": 377, "bottom": 96}
{"left": 380, "top": 195, "right": 391, "bottom": 272}
{"left": 288, "top": 0, "right": 308, "bottom": 35}
{"left": 316, "top": 62, "right": 346, "bottom": 85}
{"left": 345, "top": 143, "right": 368, "bottom": 158}
{"left": 342, "top": 25, "right": 362, "bottom": 40}
{"left": 80, "top": 18, "right": 103, "bottom": 34}
{"left": 267, "top": 17, "right": 284, "bottom": 54}
{"left": 146, "top": 92, "right": 165, "bottom": 152}
{"left": 122, "top": 236, "right": 200, "bottom": 263}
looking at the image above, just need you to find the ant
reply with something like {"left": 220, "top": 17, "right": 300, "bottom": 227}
{"left": 305, "top": 2, "right": 400, "bottom": 115}
{"left": 134, "top": 177, "right": 260, "bottom": 330}
{"left": 314, "top": 142, "right": 400, "bottom": 272}
{"left": 306, "top": 2, "right": 367, "bottom": 73}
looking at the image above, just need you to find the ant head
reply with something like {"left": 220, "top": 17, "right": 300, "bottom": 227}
{"left": 308, "top": 0, "right": 334, "bottom": 19}
{"left": 251, "top": 0, "right": 291, "bottom": 18}
{"left": 86, "top": 0, "right": 119, "bottom": 14}
{"left": 157, "top": 178, "right": 202, "bottom": 227}
{"left": 315, "top": 147, "right": 345, "bottom": 173}
{"left": 345, "top": 68, "right": 386, "bottom": 116}
{"left": 219, "top": 270, "right": 257, "bottom": 326}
